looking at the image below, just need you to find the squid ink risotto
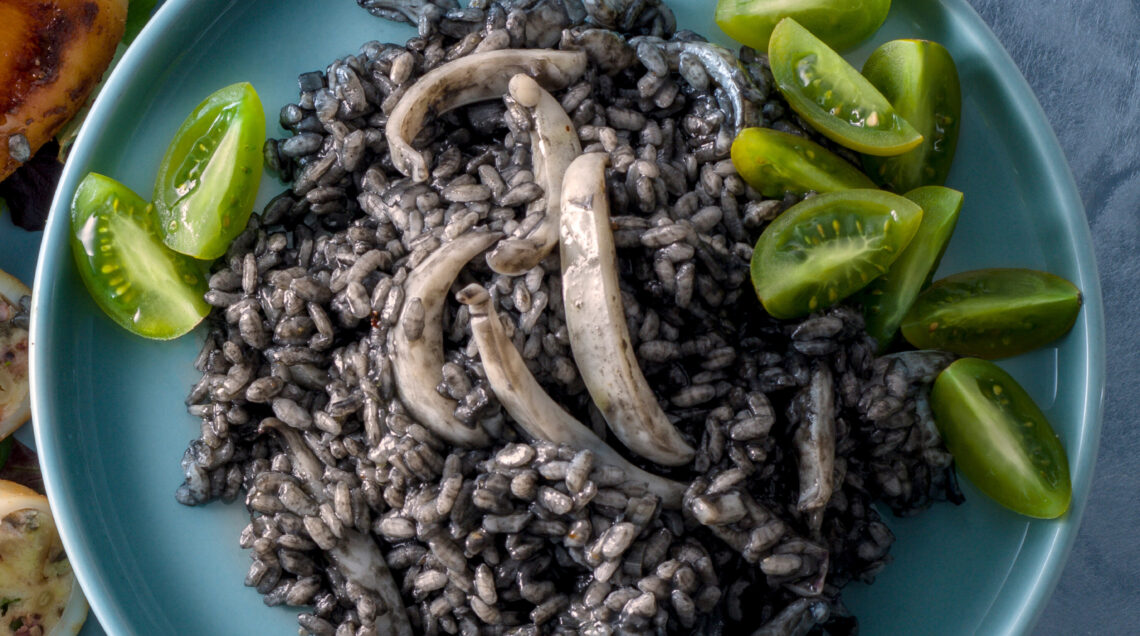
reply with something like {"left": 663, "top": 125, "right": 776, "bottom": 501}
{"left": 175, "top": 1, "right": 964, "bottom": 633}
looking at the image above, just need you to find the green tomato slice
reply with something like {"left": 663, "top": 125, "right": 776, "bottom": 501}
{"left": 716, "top": 0, "right": 890, "bottom": 52}
{"left": 154, "top": 82, "right": 266, "bottom": 260}
{"left": 931, "top": 358, "right": 1071, "bottom": 519}
{"left": 71, "top": 173, "right": 210, "bottom": 340}
{"left": 750, "top": 188, "right": 923, "bottom": 319}
{"left": 862, "top": 39, "right": 962, "bottom": 192}
{"left": 901, "top": 268, "right": 1082, "bottom": 358}
{"left": 768, "top": 18, "right": 923, "bottom": 156}
{"left": 860, "top": 186, "right": 962, "bottom": 351}
{"left": 730, "top": 127, "right": 876, "bottom": 197}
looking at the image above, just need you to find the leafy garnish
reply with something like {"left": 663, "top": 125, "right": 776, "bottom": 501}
{"left": 0, "top": 436, "right": 12, "bottom": 471}
{"left": 0, "top": 140, "right": 63, "bottom": 232}
{"left": 0, "top": 438, "right": 43, "bottom": 495}
{"left": 124, "top": 0, "right": 159, "bottom": 46}
{"left": 0, "top": 598, "right": 18, "bottom": 617}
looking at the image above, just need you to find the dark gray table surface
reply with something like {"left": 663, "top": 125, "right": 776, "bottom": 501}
{"left": 963, "top": 0, "right": 1139, "bottom": 634}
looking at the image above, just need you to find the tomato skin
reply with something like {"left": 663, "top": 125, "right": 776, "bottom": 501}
{"left": 862, "top": 39, "right": 962, "bottom": 192}
{"left": 153, "top": 82, "right": 265, "bottom": 260}
{"left": 931, "top": 358, "right": 1071, "bottom": 519}
{"left": 715, "top": 0, "right": 890, "bottom": 53}
{"left": 70, "top": 173, "right": 210, "bottom": 340}
{"left": 768, "top": 18, "right": 923, "bottom": 157}
{"left": 730, "top": 127, "right": 875, "bottom": 198}
{"left": 901, "top": 268, "right": 1082, "bottom": 358}
{"left": 860, "top": 186, "right": 963, "bottom": 352}
{"left": 750, "top": 189, "right": 923, "bottom": 319}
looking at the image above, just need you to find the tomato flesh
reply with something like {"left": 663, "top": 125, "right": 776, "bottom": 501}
{"left": 750, "top": 189, "right": 923, "bottom": 319}
{"left": 731, "top": 127, "right": 875, "bottom": 197}
{"left": 768, "top": 18, "right": 923, "bottom": 156}
{"left": 154, "top": 82, "right": 265, "bottom": 260}
{"left": 860, "top": 186, "right": 962, "bottom": 351}
{"left": 901, "top": 268, "right": 1081, "bottom": 358}
{"left": 715, "top": 0, "right": 890, "bottom": 52}
{"left": 931, "top": 358, "right": 1071, "bottom": 519}
{"left": 862, "top": 39, "right": 962, "bottom": 192}
{"left": 71, "top": 173, "right": 210, "bottom": 339}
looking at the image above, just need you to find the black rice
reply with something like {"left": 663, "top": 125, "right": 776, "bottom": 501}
{"left": 176, "top": 1, "right": 962, "bottom": 634}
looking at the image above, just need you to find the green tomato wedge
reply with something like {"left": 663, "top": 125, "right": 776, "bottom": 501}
{"left": 862, "top": 39, "right": 962, "bottom": 192}
{"left": 750, "top": 189, "right": 923, "bottom": 319}
{"left": 860, "top": 186, "right": 963, "bottom": 351}
{"left": 768, "top": 18, "right": 923, "bottom": 156}
{"left": 71, "top": 173, "right": 210, "bottom": 340}
{"left": 154, "top": 82, "right": 265, "bottom": 260}
{"left": 931, "top": 358, "right": 1071, "bottom": 518}
{"left": 901, "top": 268, "right": 1082, "bottom": 358}
{"left": 716, "top": 0, "right": 890, "bottom": 53}
{"left": 730, "top": 127, "right": 876, "bottom": 197}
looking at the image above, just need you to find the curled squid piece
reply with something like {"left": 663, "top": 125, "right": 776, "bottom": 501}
{"left": 485, "top": 74, "right": 582, "bottom": 276}
{"left": 877, "top": 349, "right": 958, "bottom": 385}
{"left": 456, "top": 283, "right": 685, "bottom": 508}
{"left": 356, "top": 0, "right": 446, "bottom": 26}
{"left": 260, "top": 419, "right": 413, "bottom": 636}
{"left": 559, "top": 153, "right": 696, "bottom": 467}
{"left": 389, "top": 231, "right": 502, "bottom": 447}
{"left": 795, "top": 366, "right": 836, "bottom": 533}
{"left": 857, "top": 349, "right": 958, "bottom": 422}
{"left": 631, "top": 36, "right": 763, "bottom": 133}
{"left": 386, "top": 48, "right": 587, "bottom": 182}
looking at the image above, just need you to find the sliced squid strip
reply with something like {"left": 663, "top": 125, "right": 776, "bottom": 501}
{"left": 260, "top": 419, "right": 412, "bottom": 636}
{"left": 386, "top": 48, "right": 587, "bottom": 182}
{"left": 390, "top": 231, "right": 502, "bottom": 447}
{"left": 259, "top": 419, "right": 324, "bottom": 489}
{"left": 457, "top": 283, "right": 685, "bottom": 508}
{"left": 485, "top": 74, "right": 582, "bottom": 275}
{"left": 559, "top": 153, "right": 696, "bottom": 466}
{"left": 795, "top": 366, "right": 836, "bottom": 527}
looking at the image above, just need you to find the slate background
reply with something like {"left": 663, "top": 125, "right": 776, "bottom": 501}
{"left": 964, "top": 0, "right": 1140, "bottom": 634}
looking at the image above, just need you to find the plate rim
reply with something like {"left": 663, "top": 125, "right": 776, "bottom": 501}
{"left": 934, "top": 2, "right": 1105, "bottom": 633}
{"left": 29, "top": 0, "right": 1107, "bottom": 634}
{"left": 30, "top": 1, "right": 217, "bottom": 634}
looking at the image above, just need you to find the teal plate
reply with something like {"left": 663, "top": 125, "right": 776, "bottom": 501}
{"left": 31, "top": 0, "right": 1105, "bottom": 634}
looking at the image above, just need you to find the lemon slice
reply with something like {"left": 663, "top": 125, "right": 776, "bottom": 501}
{"left": 0, "top": 480, "right": 88, "bottom": 636}
{"left": 0, "top": 269, "right": 29, "bottom": 443}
